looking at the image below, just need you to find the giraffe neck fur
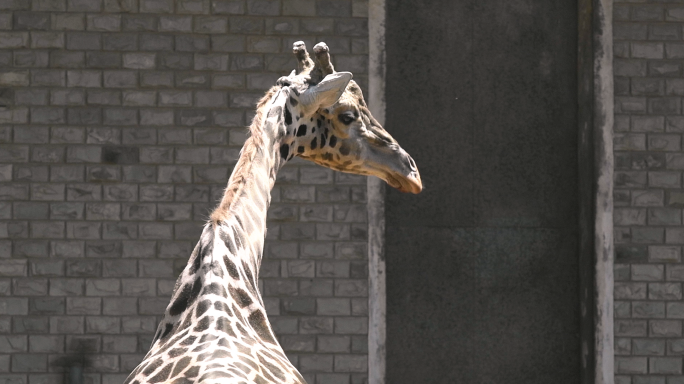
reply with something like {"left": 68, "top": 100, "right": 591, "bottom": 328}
{"left": 124, "top": 88, "right": 306, "bottom": 384}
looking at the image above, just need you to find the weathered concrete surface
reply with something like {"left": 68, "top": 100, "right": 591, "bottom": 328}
{"left": 384, "top": 0, "right": 581, "bottom": 382}
{"left": 578, "top": 0, "right": 614, "bottom": 383}
{"left": 368, "top": 1, "right": 388, "bottom": 382}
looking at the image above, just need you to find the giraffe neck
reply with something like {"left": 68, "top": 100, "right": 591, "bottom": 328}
{"left": 211, "top": 88, "right": 290, "bottom": 272}
{"left": 125, "top": 87, "right": 306, "bottom": 384}
{"left": 212, "top": 136, "right": 280, "bottom": 273}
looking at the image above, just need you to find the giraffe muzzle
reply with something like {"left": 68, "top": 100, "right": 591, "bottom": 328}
{"left": 385, "top": 153, "right": 422, "bottom": 194}
{"left": 396, "top": 169, "right": 423, "bottom": 194}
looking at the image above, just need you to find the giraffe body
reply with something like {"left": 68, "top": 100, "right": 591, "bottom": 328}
{"left": 124, "top": 42, "right": 421, "bottom": 384}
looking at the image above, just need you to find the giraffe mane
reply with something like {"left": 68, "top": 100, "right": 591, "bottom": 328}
{"left": 210, "top": 85, "right": 280, "bottom": 223}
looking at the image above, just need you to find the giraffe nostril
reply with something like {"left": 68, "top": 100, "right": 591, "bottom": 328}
{"left": 407, "top": 156, "right": 417, "bottom": 171}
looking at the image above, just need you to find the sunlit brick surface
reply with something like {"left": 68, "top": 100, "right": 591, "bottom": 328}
{"left": 614, "top": 1, "right": 684, "bottom": 383}
{"left": 0, "top": 1, "right": 370, "bottom": 383}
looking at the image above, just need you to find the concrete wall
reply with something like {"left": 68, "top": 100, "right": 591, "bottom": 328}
{"left": 383, "top": 0, "right": 581, "bottom": 383}
{"left": 613, "top": 1, "right": 684, "bottom": 383}
{"left": 0, "top": 1, "right": 370, "bottom": 383}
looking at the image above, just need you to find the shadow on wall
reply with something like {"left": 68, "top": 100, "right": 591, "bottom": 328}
{"left": 51, "top": 343, "right": 93, "bottom": 384}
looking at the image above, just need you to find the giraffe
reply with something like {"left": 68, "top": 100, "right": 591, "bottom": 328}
{"left": 124, "top": 41, "right": 422, "bottom": 384}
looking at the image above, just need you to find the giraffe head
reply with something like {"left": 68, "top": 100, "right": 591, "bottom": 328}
{"left": 274, "top": 41, "right": 422, "bottom": 194}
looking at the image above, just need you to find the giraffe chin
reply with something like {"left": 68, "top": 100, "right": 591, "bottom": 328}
{"left": 386, "top": 172, "right": 423, "bottom": 194}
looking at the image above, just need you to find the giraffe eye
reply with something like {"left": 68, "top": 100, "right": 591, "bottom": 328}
{"left": 338, "top": 112, "right": 356, "bottom": 125}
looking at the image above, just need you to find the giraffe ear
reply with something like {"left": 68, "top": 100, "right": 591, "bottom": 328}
{"left": 300, "top": 72, "right": 352, "bottom": 111}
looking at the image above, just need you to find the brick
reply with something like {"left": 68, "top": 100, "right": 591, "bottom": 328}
{"left": 86, "top": 316, "right": 119, "bottom": 333}
{"left": 335, "top": 317, "right": 367, "bottom": 334}
{"left": 140, "top": 0, "right": 173, "bottom": 13}
{"left": 159, "top": 90, "right": 191, "bottom": 106}
{"left": 51, "top": 89, "right": 85, "bottom": 106}
{"left": 140, "top": 33, "right": 173, "bottom": 50}
{"left": 29, "top": 335, "right": 63, "bottom": 353}
{"left": 195, "top": 90, "right": 226, "bottom": 107}
{"left": 159, "top": 52, "right": 193, "bottom": 69}
{"left": 103, "top": 108, "right": 137, "bottom": 125}
{"left": 669, "top": 266, "right": 684, "bottom": 281}
{"left": 87, "top": 14, "right": 120, "bottom": 32}
{"left": 13, "top": 317, "right": 47, "bottom": 334}
{"left": 50, "top": 279, "right": 84, "bottom": 296}
{"left": 85, "top": 279, "right": 120, "bottom": 296}
{"left": 650, "top": 283, "right": 683, "bottom": 300}
{"left": 649, "top": 62, "right": 681, "bottom": 77}
{"left": 651, "top": 357, "right": 682, "bottom": 374}
{"left": 86, "top": 51, "right": 122, "bottom": 69}
{"left": 86, "top": 166, "right": 121, "bottom": 184}
{"left": 651, "top": 24, "right": 680, "bottom": 41}
{"left": 104, "top": 0, "right": 137, "bottom": 12}
{"left": 650, "top": 134, "right": 680, "bottom": 151}
{"left": 615, "top": 208, "right": 647, "bottom": 226}
{"left": 615, "top": 357, "right": 648, "bottom": 374}
{"left": 103, "top": 33, "right": 137, "bottom": 51}
{"left": 68, "top": 0, "right": 102, "bottom": 11}
{"left": 122, "top": 128, "right": 156, "bottom": 145}
{"left": 632, "top": 42, "right": 664, "bottom": 59}
{"left": 282, "top": 0, "right": 314, "bottom": 15}
{"left": 632, "top": 190, "right": 664, "bottom": 207}
{"left": 123, "top": 14, "right": 158, "bottom": 32}
{"left": 668, "top": 228, "right": 684, "bottom": 244}
{"left": 66, "top": 146, "right": 100, "bottom": 163}
{"left": 31, "top": 260, "right": 64, "bottom": 276}
{"left": 334, "top": 354, "right": 366, "bottom": 372}
{"left": 67, "top": 70, "right": 101, "bottom": 88}
{"left": 248, "top": 0, "right": 279, "bottom": 15}
{"left": 51, "top": 13, "right": 85, "bottom": 30}
{"left": 123, "top": 53, "right": 156, "bottom": 69}
{"left": 0, "top": 164, "right": 10, "bottom": 182}
{"left": 157, "top": 203, "right": 191, "bottom": 221}
{"left": 102, "top": 335, "right": 137, "bottom": 352}
{"left": 50, "top": 51, "right": 85, "bottom": 68}
{"left": 86, "top": 127, "right": 120, "bottom": 145}
{"left": 650, "top": 320, "right": 681, "bottom": 338}
{"left": 29, "top": 297, "right": 64, "bottom": 314}
{"left": 31, "top": 221, "right": 65, "bottom": 238}
{"left": 103, "top": 70, "right": 137, "bottom": 88}
{"left": 138, "top": 297, "right": 167, "bottom": 314}
{"left": 300, "top": 354, "right": 332, "bottom": 372}
{"left": 0, "top": 260, "right": 27, "bottom": 277}
{"left": 0, "top": 70, "right": 28, "bottom": 87}
{"left": 633, "top": 265, "right": 665, "bottom": 281}
{"left": 670, "top": 303, "right": 684, "bottom": 319}
{"left": 280, "top": 335, "right": 315, "bottom": 353}
{"left": 121, "top": 316, "right": 155, "bottom": 333}
{"left": 0, "top": 32, "right": 28, "bottom": 48}
{"left": 66, "top": 32, "right": 101, "bottom": 50}
{"left": 33, "top": 0, "right": 67, "bottom": 11}
{"left": 650, "top": 245, "right": 681, "bottom": 262}
{"left": 668, "top": 7, "right": 684, "bottom": 21}
{"left": 160, "top": 15, "right": 192, "bottom": 32}
{"left": 11, "top": 354, "right": 46, "bottom": 372}
{"left": 14, "top": 50, "right": 49, "bottom": 68}
{"left": 670, "top": 339, "right": 684, "bottom": 358}
{"left": 178, "top": 109, "right": 213, "bottom": 126}
{"left": 65, "top": 259, "right": 99, "bottom": 276}
{"left": 15, "top": 89, "right": 47, "bottom": 106}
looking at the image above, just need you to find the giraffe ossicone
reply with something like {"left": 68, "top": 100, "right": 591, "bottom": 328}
{"left": 124, "top": 41, "right": 422, "bottom": 384}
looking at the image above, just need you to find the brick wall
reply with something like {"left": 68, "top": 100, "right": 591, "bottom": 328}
{"left": 0, "top": 1, "right": 369, "bottom": 383}
{"left": 614, "top": 1, "right": 684, "bottom": 383}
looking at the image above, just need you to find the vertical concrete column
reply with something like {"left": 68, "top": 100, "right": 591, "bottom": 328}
{"left": 368, "top": 0, "right": 386, "bottom": 382}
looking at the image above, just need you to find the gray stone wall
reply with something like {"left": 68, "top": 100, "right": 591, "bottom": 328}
{"left": 0, "top": 1, "right": 369, "bottom": 383}
{"left": 614, "top": 1, "right": 684, "bottom": 383}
